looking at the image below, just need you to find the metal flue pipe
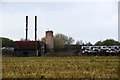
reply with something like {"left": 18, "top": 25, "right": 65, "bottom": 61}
{"left": 35, "top": 16, "right": 37, "bottom": 41}
{"left": 26, "top": 16, "right": 28, "bottom": 41}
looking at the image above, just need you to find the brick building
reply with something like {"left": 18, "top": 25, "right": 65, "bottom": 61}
{"left": 14, "top": 41, "right": 45, "bottom": 57}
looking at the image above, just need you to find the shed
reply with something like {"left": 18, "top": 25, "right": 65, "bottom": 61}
{"left": 14, "top": 41, "right": 46, "bottom": 57}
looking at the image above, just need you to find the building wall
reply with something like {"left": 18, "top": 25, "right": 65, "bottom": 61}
{"left": 14, "top": 41, "right": 46, "bottom": 57}
{"left": 14, "top": 50, "right": 37, "bottom": 57}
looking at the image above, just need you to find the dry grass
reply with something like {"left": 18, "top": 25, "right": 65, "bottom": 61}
{"left": 2, "top": 56, "right": 119, "bottom": 78}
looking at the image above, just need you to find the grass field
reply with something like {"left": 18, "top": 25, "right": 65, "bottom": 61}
{"left": 2, "top": 56, "right": 119, "bottom": 78}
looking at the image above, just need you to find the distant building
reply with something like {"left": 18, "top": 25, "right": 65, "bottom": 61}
{"left": 14, "top": 41, "right": 45, "bottom": 57}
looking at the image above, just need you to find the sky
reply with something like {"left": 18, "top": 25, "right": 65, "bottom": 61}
{"left": 0, "top": 0, "right": 119, "bottom": 44}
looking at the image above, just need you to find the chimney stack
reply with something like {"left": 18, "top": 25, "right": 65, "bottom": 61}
{"left": 46, "top": 30, "right": 54, "bottom": 52}
{"left": 35, "top": 16, "right": 37, "bottom": 41}
{"left": 26, "top": 16, "right": 28, "bottom": 41}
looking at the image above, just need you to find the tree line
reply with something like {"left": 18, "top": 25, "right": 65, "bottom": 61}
{"left": 1, "top": 33, "right": 120, "bottom": 48}
{"left": 0, "top": 37, "right": 14, "bottom": 47}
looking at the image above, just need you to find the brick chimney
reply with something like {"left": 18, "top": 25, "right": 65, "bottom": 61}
{"left": 45, "top": 30, "right": 54, "bottom": 52}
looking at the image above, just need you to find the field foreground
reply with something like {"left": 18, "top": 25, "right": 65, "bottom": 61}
{"left": 2, "top": 56, "right": 119, "bottom": 79}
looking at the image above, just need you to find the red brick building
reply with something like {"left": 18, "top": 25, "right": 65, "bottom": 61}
{"left": 14, "top": 41, "right": 45, "bottom": 57}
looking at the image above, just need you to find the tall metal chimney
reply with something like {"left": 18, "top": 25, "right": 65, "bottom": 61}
{"left": 35, "top": 16, "right": 37, "bottom": 41}
{"left": 26, "top": 16, "right": 28, "bottom": 41}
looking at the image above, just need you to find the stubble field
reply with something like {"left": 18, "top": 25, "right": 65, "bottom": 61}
{"left": 2, "top": 56, "right": 119, "bottom": 79}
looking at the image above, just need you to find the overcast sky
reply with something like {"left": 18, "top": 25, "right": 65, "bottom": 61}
{"left": 1, "top": 1, "right": 119, "bottom": 44}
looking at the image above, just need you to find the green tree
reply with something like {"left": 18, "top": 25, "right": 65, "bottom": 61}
{"left": 55, "top": 33, "right": 74, "bottom": 45}
{"left": 41, "top": 37, "right": 46, "bottom": 43}
{"left": 0, "top": 37, "right": 14, "bottom": 47}
{"left": 95, "top": 39, "right": 120, "bottom": 46}
{"left": 41, "top": 33, "right": 75, "bottom": 51}
{"left": 94, "top": 41, "right": 102, "bottom": 46}
{"left": 67, "top": 37, "right": 75, "bottom": 45}
{"left": 76, "top": 40, "right": 83, "bottom": 45}
{"left": 54, "top": 37, "right": 64, "bottom": 49}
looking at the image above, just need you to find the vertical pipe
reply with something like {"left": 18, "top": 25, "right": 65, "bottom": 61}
{"left": 26, "top": 16, "right": 28, "bottom": 41}
{"left": 35, "top": 16, "right": 37, "bottom": 41}
{"left": 35, "top": 16, "right": 38, "bottom": 56}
